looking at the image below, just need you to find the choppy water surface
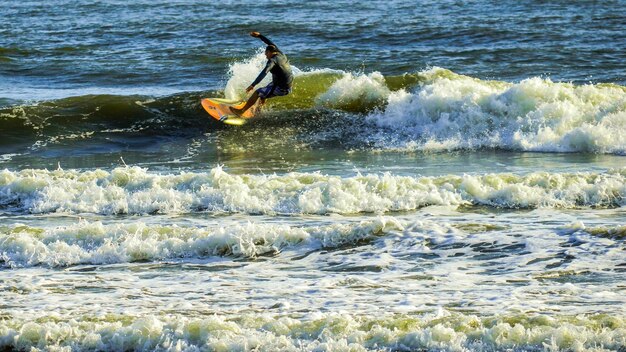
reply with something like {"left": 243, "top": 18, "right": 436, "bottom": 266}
{"left": 1, "top": 0, "right": 625, "bottom": 351}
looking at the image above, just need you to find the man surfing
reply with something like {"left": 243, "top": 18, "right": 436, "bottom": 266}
{"left": 230, "top": 32, "right": 293, "bottom": 116}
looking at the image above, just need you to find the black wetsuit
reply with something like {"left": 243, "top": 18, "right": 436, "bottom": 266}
{"left": 250, "top": 35, "right": 294, "bottom": 90}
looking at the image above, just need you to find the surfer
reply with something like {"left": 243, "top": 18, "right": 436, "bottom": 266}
{"left": 230, "top": 32, "right": 293, "bottom": 116}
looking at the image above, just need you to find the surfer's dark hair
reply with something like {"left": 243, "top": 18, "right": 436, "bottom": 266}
{"left": 265, "top": 45, "right": 278, "bottom": 53}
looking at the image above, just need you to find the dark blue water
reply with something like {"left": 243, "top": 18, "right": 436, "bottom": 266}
{"left": 2, "top": 0, "right": 624, "bottom": 99}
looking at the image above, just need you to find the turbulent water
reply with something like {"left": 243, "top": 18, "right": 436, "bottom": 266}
{"left": 1, "top": 1, "right": 626, "bottom": 351}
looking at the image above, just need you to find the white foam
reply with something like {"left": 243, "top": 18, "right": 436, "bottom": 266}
{"left": 563, "top": 221, "right": 626, "bottom": 238}
{"left": 2, "top": 311, "right": 625, "bottom": 351}
{"left": 315, "top": 72, "right": 391, "bottom": 111}
{"left": 367, "top": 67, "right": 626, "bottom": 154}
{"left": 0, "top": 166, "right": 623, "bottom": 216}
{"left": 224, "top": 51, "right": 272, "bottom": 101}
{"left": 0, "top": 217, "right": 402, "bottom": 267}
{"left": 0, "top": 153, "right": 20, "bottom": 162}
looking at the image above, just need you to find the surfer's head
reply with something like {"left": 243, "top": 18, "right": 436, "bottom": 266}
{"left": 265, "top": 45, "right": 278, "bottom": 58}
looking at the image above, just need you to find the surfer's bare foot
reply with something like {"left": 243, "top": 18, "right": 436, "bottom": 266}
{"left": 230, "top": 107, "right": 243, "bottom": 116}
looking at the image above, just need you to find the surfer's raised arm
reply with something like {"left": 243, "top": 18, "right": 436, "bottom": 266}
{"left": 250, "top": 32, "right": 280, "bottom": 52}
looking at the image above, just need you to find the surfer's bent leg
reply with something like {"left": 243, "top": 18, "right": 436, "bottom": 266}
{"left": 231, "top": 84, "right": 274, "bottom": 115}
{"left": 231, "top": 91, "right": 260, "bottom": 115}
{"left": 231, "top": 83, "right": 290, "bottom": 116}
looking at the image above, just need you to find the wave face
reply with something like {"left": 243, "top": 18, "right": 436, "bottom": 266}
{"left": 0, "top": 166, "right": 623, "bottom": 216}
{"left": 0, "top": 92, "right": 209, "bottom": 142}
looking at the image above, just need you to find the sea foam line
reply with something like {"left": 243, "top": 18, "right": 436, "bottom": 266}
{"left": 0, "top": 217, "right": 404, "bottom": 268}
{"left": 1, "top": 311, "right": 625, "bottom": 352}
{"left": 0, "top": 166, "right": 624, "bottom": 215}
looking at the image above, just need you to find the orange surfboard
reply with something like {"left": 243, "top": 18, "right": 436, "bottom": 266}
{"left": 201, "top": 98, "right": 255, "bottom": 126}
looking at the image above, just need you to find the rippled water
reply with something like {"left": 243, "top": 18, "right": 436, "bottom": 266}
{"left": 1, "top": 1, "right": 625, "bottom": 351}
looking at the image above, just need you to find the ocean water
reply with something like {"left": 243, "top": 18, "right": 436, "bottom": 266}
{"left": 1, "top": 0, "right": 626, "bottom": 351}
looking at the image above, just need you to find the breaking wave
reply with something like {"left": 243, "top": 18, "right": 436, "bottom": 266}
{"left": 0, "top": 166, "right": 623, "bottom": 216}
{"left": 0, "top": 217, "right": 404, "bottom": 268}
{"left": 1, "top": 53, "right": 625, "bottom": 155}
{"left": 1, "top": 311, "right": 625, "bottom": 351}
{"left": 366, "top": 68, "right": 626, "bottom": 154}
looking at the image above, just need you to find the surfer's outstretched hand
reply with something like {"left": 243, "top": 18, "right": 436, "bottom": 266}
{"left": 250, "top": 32, "right": 260, "bottom": 37}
